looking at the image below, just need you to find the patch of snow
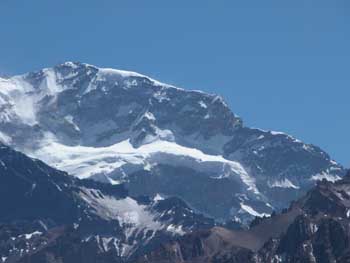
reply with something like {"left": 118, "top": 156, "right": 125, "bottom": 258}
{"left": 153, "top": 90, "right": 170, "bottom": 103}
{"left": 62, "top": 61, "right": 79, "bottom": 69}
{"left": 108, "top": 177, "right": 122, "bottom": 185}
{"left": 211, "top": 95, "right": 228, "bottom": 107}
{"left": 0, "top": 77, "right": 37, "bottom": 125}
{"left": 39, "top": 68, "right": 63, "bottom": 94}
{"left": 64, "top": 115, "right": 80, "bottom": 132}
{"left": 166, "top": 224, "right": 185, "bottom": 235}
{"left": 269, "top": 178, "right": 300, "bottom": 189}
{"left": 97, "top": 67, "right": 174, "bottom": 89}
{"left": 269, "top": 131, "right": 286, "bottom": 136}
{"left": 198, "top": 101, "right": 207, "bottom": 109}
{"left": 0, "top": 132, "right": 11, "bottom": 144}
{"left": 21, "top": 231, "right": 42, "bottom": 240}
{"left": 274, "top": 255, "right": 283, "bottom": 262}
{"left": 310, "top": 172, "right": 341, "bottom": 183}
{"left": 330, "top": 160, "right": 338, "bottom": 165}
{"left": 0, "top": 160, "right": 6, "bottom": 168}
{"left": 79, "top": 190, "right": 162, "bottom": 230}
{"left": 239, "top": 203, "right": 269, "bottom": 218}
{"left": 310, "top": 223, "right": 318, "bottom": 234}
{"left": 253, "top": 128, "right": 302, "bottom": 143}
{"left": 143, "top": 111, "right": 156, "bottom": 121}
{"left": 99, "top": 68, "right": 149, "bottom": 79}
{"left": 124, "top": 79, "right": 138, "bottom": 88}
{"left": 153, "top": 193, "right": 164, "bottom": 202}
{"left": 302, "top": 144, "right": 313, "bottom": 151}
{"left": 144, "top": 161, "right": 153, "bottom": 171}
{"left": 0, "top": 70, "right": 67, "bottom": 126}
{"left": 78, "top": 189, "right": 171, "bottom": 256}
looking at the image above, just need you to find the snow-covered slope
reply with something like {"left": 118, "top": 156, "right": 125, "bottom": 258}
{"left": 34, "top": 138, "right": 257, "bottom": 193}
{"left": 0, "top": 62, "right": 345, "bottom": 222}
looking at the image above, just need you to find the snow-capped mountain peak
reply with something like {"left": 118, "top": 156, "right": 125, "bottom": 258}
{"left": 0, "top": 62, "right": 345, "bottom": 222}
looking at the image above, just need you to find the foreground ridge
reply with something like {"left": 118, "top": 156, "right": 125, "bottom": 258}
{"left": 1, "top": 144, "right": 348, "bottom": 262}
{"left": 139, "top": 170, "right": 350, "bottom": 263}
{"left": 0, "top": 143, "right": 214, "bottom": 262}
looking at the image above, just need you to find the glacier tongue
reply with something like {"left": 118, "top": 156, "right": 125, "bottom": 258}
{"left": 31, "top": 136, "right": 259, "bottom": 195}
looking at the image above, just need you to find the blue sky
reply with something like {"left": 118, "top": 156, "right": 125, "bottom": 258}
{"left": 0, "top": 0, "right": 349, "bottom": 166}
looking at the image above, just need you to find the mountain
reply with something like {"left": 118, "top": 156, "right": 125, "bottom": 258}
{"left": 0, "top": 61, "right": 345, "bottom": 222}
{"left": 138, "top": 170, "right": 350, "bottom": 263}
{"left": 0, "top": 143, "right": 215, "bottom": 262}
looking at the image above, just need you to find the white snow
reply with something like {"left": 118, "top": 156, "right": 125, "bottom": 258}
{"left": 153, "top": 90, "right": 170, "bottom": 103}
{"left": 64, "top": 115, "right": 80, "bottom": 132}
{"left": 98, "top": 68, "right": 146, "bottom": 79}
{"left": 252, "top": 128, "right": 302, "bottom": 143}
{"left": 79, "top": 189, "right": 162, "bottom": 233}
{"left": 0, "top": 77, "right": 37, "bottom": 125}
{"left": 32, "top": 137, "right": 259, "bottom": 195}
{"left": 39, "top": 68, "right": 63, "bottom": 94}
{"left": 20, "top": 231, "right": 42, "bottom": 240}
{"left": 269, "top": 178, "right": 300, "bottom": 189}
{"left": 0, "top": 132, "right": 11, "bottom": 144}
{"left": 153, "top": 193, "right": 164, "bottom": 202}
{"left": 310, "top": 223, "right": 318, "bottom": 234}
{"left": 310, "top": 172, "right": 341, "bottom": 183}
{"left": 198, "top": 101, "right": 207, "bottom": 109}
{"left": 239, "top": 203, "right": 269, "bottom": 218}
{"left": 166, "top": 224, "right": 185, "bottom": 235}
{"left": 78, "top": 188, "right": 187, "bottom": 256}
{"left": 90, "top": 194, "right": 157, "bottom": 227}
{"left": 62, "top": 61, "right": 79, "bottom": 69}
{"left": 0, "top": 70, "right": 66, "bottom": 126}
{"left": 330, "top": 160, "right": 339, "bottom": 166}
{"left": 269, "top": 131, "right": 286, "bottom": 136}
{"left": 96, "top": 67, "right": 174, "bottom": 89}
{"left": 143, "top": 111, "right": 156, "bottom": 121}
{"left": 212, "top": 95, "right": 228, "bottom": 107}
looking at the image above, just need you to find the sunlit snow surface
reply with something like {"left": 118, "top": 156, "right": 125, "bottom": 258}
{"left": 269, "top": 178, "right": 300, "bottom": 189}
{"left": 32, "top": 136, "right": 259, "bottom": 194}
{"left": 239, "top": 203, "right": 269, "bottom": 218}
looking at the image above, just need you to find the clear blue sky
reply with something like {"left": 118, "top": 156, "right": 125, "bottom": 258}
{"left": 0, "top": 0, "right": 349, "bottom": 166}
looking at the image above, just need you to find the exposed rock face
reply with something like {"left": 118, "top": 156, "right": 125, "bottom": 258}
{"left": 0, "top": 62, "right": 345, "bottom": 222}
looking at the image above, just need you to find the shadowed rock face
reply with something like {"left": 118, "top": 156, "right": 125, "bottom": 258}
{"left": 0, "top": 62, "right": 345, "bottom": 222}
{"left": 0, "top": 144, "right": 216, "bottom": 263}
